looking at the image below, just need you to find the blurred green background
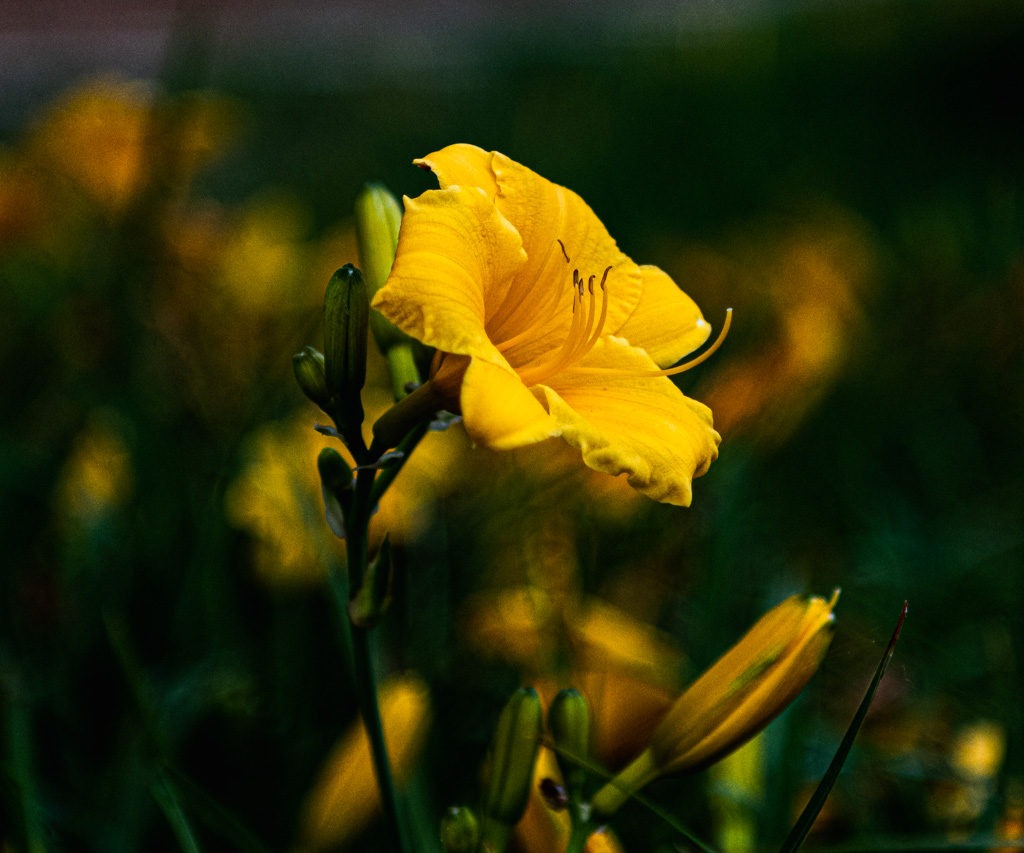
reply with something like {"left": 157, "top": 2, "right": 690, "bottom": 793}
{"left": 2, "top": 0, "right": 1023, "bottom": 850}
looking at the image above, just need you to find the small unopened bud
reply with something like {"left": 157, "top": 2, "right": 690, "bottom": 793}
{"left": 355, "top": 183, "right": 413, "bottom": 355}
{"left": 323, "top": 264, "right": 368, "bottom": 429}
{"left": 548, "top": 688, "right": 591, "bottom": 796}
{"left": 293, "top": 346, "right": 330, "bottom": 410}
{"left": 317, "top": 448, "right": 353, "bottom": 539}
{"left": 440, "top": 806, "right": 480, "bottom": 853}
{"left": 483, "top": 688, "right": 543, "bottom": 831}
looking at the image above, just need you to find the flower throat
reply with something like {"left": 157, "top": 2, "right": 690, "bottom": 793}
{"left": 503, "top": 239, "right": 731, "bottom": 387}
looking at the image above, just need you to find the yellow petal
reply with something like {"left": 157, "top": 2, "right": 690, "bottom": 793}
{"left": 371, "top": 186, "right": 526, "bottom": 363}
{"left": 414, "top": 143, "right": 498, "bottom": 200}
{"left": 617, "top": 265, "right": 712, "bottom": 368}
{"left": 485, "top": 152, "right": 643, "bottom": 363}
{"left": 537, "top": 337, "right": 720, "bottom": 506}
{"left": 460, "top": 358, "right": 560, "bottom": 450}
{"left": 513, "top": 748, "right": 571, "bottom": 853}
{"left": 650, "top": 592, "right": 837, "bottom": 774}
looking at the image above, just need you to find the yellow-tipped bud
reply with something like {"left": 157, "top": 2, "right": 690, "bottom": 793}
{"left": 548, "top": 688, "right": 590, "bottom": 797}
{"left": 355, "top": 183, "right": 414, "bottom": 354}
{"left": 323, "top": 264, "right": 368, "bottom": 429}
{"left": 440, "top": 806, "right": 481, "bottom": 853}
{"left": 592, "top": 591, "right": 839, "bottom": 815}
{"left": 482, "top": 687, "right": 544, "bottom": 849}
{"left": 292, "top": 346, "right": 330, "bottom": 410}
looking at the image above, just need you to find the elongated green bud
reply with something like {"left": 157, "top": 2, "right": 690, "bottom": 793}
{"left": 317, "top": 448, "right": 353, "bottom": 539}
{"left": 292, "top": 346, "right": 330, "bottom": 410}
{"left": 481, "top": 687, "right": 543, "bottom": 848}
{"left": 440, "top": 806, "right": 480, "bottom": 853}
{"left": 355, "top": 183, "right": 414, "bottom": 355}
{"left": 323, "top": 264, "right": 368, "bottom": 430}
{"left": 548, "top": 688, "right": 590, "bottom": 797}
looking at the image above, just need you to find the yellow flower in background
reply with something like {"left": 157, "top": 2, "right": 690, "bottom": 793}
{"left": 226, "top": 397, "right": 467, "bottom": 586}
{"left": 294, "top": 676, "right": 431, "bottom": 852}
{"left": 24, "top": 77, "right": 236, "bottom": 214}
{"left": 372, "top": 144, "right": 721, "bottom": 506}
{"left": 514, "top": 748, "right": 626, "bottom": 853}
{"left": 54, "top": 412, "right": 134, "bottom": 528}
{"left": 592, "top": 592, "right": 838, "bottom": 815}
{"left": 691, "top": 209, "right": 876, "bottom": 449}
{"left": 708, "top": 734, "right": 765, "bottom": 853}
{"left": 464, "top": 586, "right": 683, "bottom": 770}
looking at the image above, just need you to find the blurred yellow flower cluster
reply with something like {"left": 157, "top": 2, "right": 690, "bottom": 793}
{"left": 54, "top": 410, "right": 134, "bottom": 530}
{"left": 294, "top": 675, "right": 432, "bottom": 852}
{"left": 226, "top": 394, "right": 467, "bottom": 586}
{"left": 678, "top": 206, "right": 879, "bottom": 450}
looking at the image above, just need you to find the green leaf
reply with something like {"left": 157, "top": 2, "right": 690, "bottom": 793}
{"left": 778, "top": 601, "right": 908, "bottom": 853}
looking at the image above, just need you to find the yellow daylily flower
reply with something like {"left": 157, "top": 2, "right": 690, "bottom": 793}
{"left": 591, "top": 591, "right": 838, "bottom": 815}
{"left": 372, "top": 144, "right": 722, "bottom": 505}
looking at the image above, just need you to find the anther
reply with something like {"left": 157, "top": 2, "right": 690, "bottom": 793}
{"left": 557, "top": 239, "right": 570, "bottom": 263}
{"left": 599, "top": 266, "right": 611, "bottom": 290}
{"left": 587, "top": 275, "right": 595, "bottom": 295}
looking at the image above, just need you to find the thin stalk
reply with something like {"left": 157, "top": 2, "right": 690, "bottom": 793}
{"left": 564, "top": 807, "right": 592, "bottom": 853}
{"left": 152, "top": 770, "right": 203, "bottom": 853}
{"left": 370, "top": 420, "right": 430, "bottom": 507}
{"left": 338, "top": 465, "right": 409, "bottom": 853}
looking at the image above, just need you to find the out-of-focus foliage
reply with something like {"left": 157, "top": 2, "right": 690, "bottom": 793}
{"left": 2, "top": 0, "right": 1023, "bottom": 850}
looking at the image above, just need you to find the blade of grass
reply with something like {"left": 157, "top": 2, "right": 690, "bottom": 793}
{"left": 778, "top": 601, "right": 908, "bottom": 853}
{"left": 166, "top": 768, "right": 275, "bottom": 853}
{"left": 152, "top": 769, "right": 203, "bottom": 853}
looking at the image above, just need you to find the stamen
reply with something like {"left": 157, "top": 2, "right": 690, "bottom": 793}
{"left": 571, "top": 308, "right": 733, "bottom": 379}
{"left": 516, "top": 266, "right": 613, "bottom": 387}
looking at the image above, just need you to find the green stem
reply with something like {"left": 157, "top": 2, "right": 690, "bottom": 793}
{"left": 4, "top": 663, "right": 46, "bottom": 853}
{"left": 338, "top": 465, "right": 409, "bottom": 853}
{"left": 152, "top": 770, "right": 203, "bottom": 853}
{"left": 370, "top": 420, "right": 430, "bottom": 507}
{"left": 564, "top": 814, "right": 592, "bottom": 853}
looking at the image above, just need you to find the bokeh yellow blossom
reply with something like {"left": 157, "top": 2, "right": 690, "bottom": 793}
{"left": 54, "top": 412, "right": 134, "bottom": 528}
{"left": 294, "top": 675, "right": 431, "bottom": 852}
{"left": 512, "top": 748, "right": 625, "bottom": 853}
{"left": 226, "top": 397, "right": 466, "bottom": 586}
{"left": 24, "top": 77, "right": 236, "bottom": 214}
{"left": 688, "top": 208, "right": 877, "bottom": 449}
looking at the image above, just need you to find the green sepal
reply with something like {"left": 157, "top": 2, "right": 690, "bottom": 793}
{"left": 317, "top": 447, "right": 353, "bottom": 539}
{"left": 323, "top": 264, "right": 368, "bottom": 430}
{"left": 348, "top": 535, "right": 393, "bottom": 628}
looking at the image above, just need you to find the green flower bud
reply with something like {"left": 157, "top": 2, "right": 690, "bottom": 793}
{"left": 440, "top": 806, "right": 480, "bottom": 853}
{"left": 548, "top": 688, "right": 591, "bottom": 797}
{"left": 323, "top": 264, "right": 368, "bottom": 429}
{"left": 317, "top": 448, "right": 353, "bottom": 539}
{"left": 355, "top": 183, "right": 414, "bottom": 355}
{"left": 292, "top": 346, "right": 330, "bottom": 410}
{"left": 482, "top": 688, "right": 543, "bottom": 837}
